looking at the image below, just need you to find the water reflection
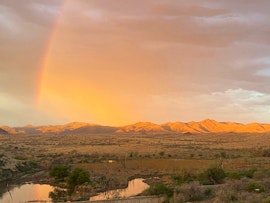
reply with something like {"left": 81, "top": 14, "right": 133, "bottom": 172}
{"left": 0, "top": 178, "right": 149, "bottom": 202}
{"left": 49, "top": 187, "right": 68, "bottom": 202}
{"left": 0, "top": 183, "right": 54, "bottom": 203}
{"left": 90, "top": 178, "right": 149, "bottom": 201}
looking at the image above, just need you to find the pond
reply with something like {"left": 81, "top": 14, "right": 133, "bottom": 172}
{"left": 90, "top": 178, "right": 149, "bottom": 201}
{"left": 0, "top": 183, "right": 54, "bottom": 203}
{"left": 0, "top": 178, "right": 149, "bottom": 202}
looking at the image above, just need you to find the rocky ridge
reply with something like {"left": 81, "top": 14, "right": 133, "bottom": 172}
{"left": 2, "top": 119, "right": 270, "bottom": 135}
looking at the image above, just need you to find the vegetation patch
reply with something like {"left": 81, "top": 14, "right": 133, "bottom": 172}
{"left": 49, "top": 165, "right": 70, "bottom": 182}
{"left": 198, "top": 166, "right": 226, "bottom": 185}
{"left": 247, "top": 181, "right": 265, "bottom": 193}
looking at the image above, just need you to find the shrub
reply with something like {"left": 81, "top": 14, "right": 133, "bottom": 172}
{"left": 16, "top": 161, "right": 40, "bottom": 174}
{"left": 49, "top": 165, "right": 70, "bottom": 181}
{"left": 247, "top": 182, "right": 265, "bottom": 193}
{"left": 198, "top": 166, "right": 226, "bottom": 185}
{"left": 244, "top": 168, "right": 257, "bottom": 178}
{"left": 172, "top": 171, "right": 196, "bottom": 185}
{"left": 159, "top": 151, "right": 165, "bottom": 157}
{"left": 220, "top": 151, "right": 227, "bottom": 158}
{"left": 144, "top": 182, "right": 173, "bottom": 197}
{"left": 67, "top": 168, "right": 90, "bottom": 188}
{"left": 208, "top": 167, "right": 226, "bottom": 184}
{"left": 174, "top": 182, "right": 204, "bottom": 203}
{"left": 230, "top": 195, "right": 238, "bottom": 201}
{"left": 28, "top": 160, "right": 39, "bottom": 169}
{"left": 197, "top": 172, "right": 213, "bottom": 185}
{"left": 204, "top": 188, "right": 213, "bottom": 197}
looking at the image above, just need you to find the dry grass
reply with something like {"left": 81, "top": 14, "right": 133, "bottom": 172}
{"left": 1, "top": 132, "right": 270, "bottom": 185}
{"left": 173, "top": 177, "right": 270, "bottom": 203}
{"left": 2, "top": 132, "right": 270, "bottom": 201}
{"left": 2, "top": 132, "right": 270, "bottom": 155}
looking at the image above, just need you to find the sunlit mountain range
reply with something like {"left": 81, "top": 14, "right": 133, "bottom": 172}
{"left": 1, "top": 119, "right": 270, "bottom": 135}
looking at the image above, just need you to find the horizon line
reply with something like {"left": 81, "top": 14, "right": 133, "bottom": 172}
{"left": 2, "top": 118, "right": 270, "bottom": 128}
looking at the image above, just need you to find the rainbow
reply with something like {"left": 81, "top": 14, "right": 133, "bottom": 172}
{"left": 34, "top": 1, "right": 133, "bottom": 125}
{"left": 36, "top": 0, "right": 68, "bottom": 106}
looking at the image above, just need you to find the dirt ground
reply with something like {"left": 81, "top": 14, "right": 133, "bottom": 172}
{"left": 1, "top": 132, "right": 270, "bottom": 183}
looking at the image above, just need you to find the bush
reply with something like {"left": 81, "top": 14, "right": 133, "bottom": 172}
{"left": 244, "top": 168, "right": 257, "bottom": 178}
{"left": 174, "top": 182, "right": 205, "bottom": 202}
{"left": 172, "top": 171, "right": 196, "bottom": 185}
{"left": 16, "top": 161, "right": 40, "bottom": 174}
{"left": 198, "top": 166, "right": 226, "bottom": 185}
{"left": 204, "top": 188, "right": 213, "bottom": 197}
{"left": 230, "top": 195, "right": 238, "bottom": 201}
{"left": 28, "top": 160, "right": 39, "bottom": 169}
{"left": 159, "top": 151, "right": 165, "bottom": 157}
{"left": 144, "top": 182, "right": 173, "bottom": 197}
{"left": 67, "top": 168, "right": 90, "bottom": 188}
{"left": 247, "top": 182, "right": 265, "bottom": 193}
{"left": 49, "top": 165, "right": 70, "bottom": 181}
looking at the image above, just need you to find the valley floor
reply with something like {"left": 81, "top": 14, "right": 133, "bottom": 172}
{"left": 1, "top": 132, "right": 270, "bottom": 202}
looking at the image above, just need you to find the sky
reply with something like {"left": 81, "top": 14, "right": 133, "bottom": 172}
{"left": 1, "top": 0, "right": 270, "bottom": 127}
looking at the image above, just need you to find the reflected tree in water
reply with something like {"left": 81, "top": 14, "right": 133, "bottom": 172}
{"left": 49, "top": 188, "right": 68, "bottom": 202}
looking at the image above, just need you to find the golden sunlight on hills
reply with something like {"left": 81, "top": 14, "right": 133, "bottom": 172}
{"left": 2, "top": 119, "right": 270, "bottom": 135}
{"left": 117, "top": 119, "right": 270, "bottom": 134}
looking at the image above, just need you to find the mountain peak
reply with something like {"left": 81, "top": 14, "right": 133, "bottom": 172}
{"left": 64, "top": 122, "right": 90, "bottom": 126}
{"left": 119, "top": 122, "right": 167, "bottom": 134}
{"left": 2, "top": 119, "right": 270, "bottom": 135}
{"left": 132, "top": 122, "right": 157, "bottom": 126}
{"left": 200, "top": 118, "right": 218, "bottom": 124}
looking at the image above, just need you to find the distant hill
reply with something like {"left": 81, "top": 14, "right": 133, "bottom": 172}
{"left": 116, "top": 122, "right": 167, "bottom": 134}
{"left": 1, "top": 122, "right": 117, "bottom": 135}
{"left": 0, "top": 128, "right": 8, "bottom": 134}
{"left": 2, "top": 119, "right": 270, "bottom": 135}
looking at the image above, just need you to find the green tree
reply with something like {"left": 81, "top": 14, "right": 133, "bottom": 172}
{"left": 49, "top": 165, "right": 70, "bottom": 181}
{"left": 67, "top": 168, "right": 90, "bottom": 188}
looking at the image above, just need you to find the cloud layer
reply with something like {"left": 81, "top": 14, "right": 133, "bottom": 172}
{"left": 1, "top": 0, "right": 270, "bottom": 126}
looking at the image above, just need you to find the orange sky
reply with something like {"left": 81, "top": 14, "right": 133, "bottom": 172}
{"left": 1, "top": 0, "right": 270, "bottom": 126}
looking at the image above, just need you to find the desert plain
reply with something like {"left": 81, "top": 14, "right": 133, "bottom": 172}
{"left": 1, "top": 125, "right": 270, "bottom": 202}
